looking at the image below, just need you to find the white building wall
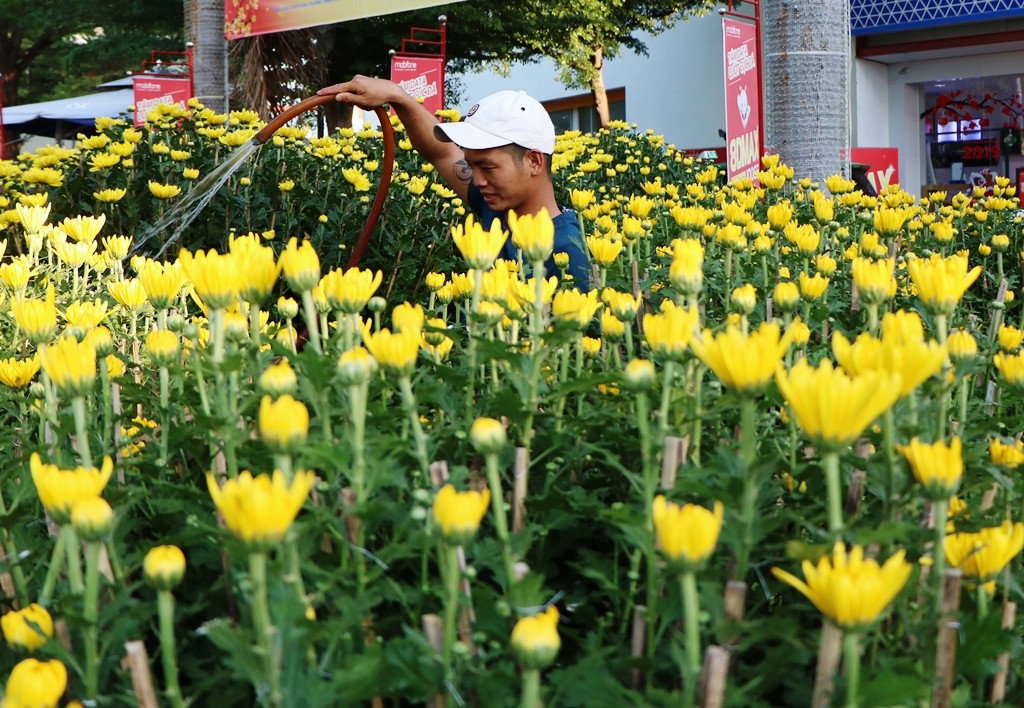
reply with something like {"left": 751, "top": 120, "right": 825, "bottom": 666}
{"left": 454, "top": 13, "right": 727, "bottom": 150}
{"left": 852, "top": 57, "right": 890, "bottom": 148}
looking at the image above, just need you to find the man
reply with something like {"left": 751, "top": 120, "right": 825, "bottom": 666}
{"left": 318, "top": 76, "right": 590, "bottom": 290}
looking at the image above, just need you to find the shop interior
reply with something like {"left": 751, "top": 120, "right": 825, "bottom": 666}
{"left": 922, "top": 74, "right": 1024, "bottom": 200}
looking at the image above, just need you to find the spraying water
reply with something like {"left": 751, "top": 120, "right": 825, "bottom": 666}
{"left": 127, "top": 96, "right": 395, "bottom": 268}
{"left": 131, "top": 140, "right": 262, "bottom": 258}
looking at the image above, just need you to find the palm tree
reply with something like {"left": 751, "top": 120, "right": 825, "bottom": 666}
{"left": 184, "top": 0, "right": 229, "bottom": 112}
{"left": 762, "top": 0, "right": 850, "bottom": 183}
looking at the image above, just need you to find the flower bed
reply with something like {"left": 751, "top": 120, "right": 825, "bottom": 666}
{"left": 0, "top": 101, "right": 1022, "bottom": 706}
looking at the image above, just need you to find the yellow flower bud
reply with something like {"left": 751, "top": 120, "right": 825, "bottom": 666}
{"left": 71, "top": 496, "right": 115, "bottom": 541}
{"left": 511, "top": 605, "right": 561, "bottom": 670}
{"left": 470, "top": 417, "right": 506, "bottom": 454}
{"left": 144, "top": 545, "right": 186, "bottom": 590}
{"left": 1, "top": 604, "right": 54, "bottom": 652}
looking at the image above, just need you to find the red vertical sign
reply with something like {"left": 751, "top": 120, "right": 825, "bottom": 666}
{"left": 850, "top": 147, "right": 900, "bottom": 194}
{"left": 723, "top": 18, "right": 761, "bottom": 182}
{"left": 390, "top": 56, "right": 444, "bottom": 117}
{"left": 132, "top": 76, "right": 193, "bottom": 127}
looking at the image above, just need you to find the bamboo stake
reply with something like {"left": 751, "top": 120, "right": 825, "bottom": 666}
{"left": 810, "top": 621, "right": 843, "bottom": 708}
{"left": 629, "top": 605, "right": 647, "bottom": 690}
{"left": 122, "top": 640, "right": 159, "bottom": 708}
{"left": 932, "top": 569, "right": 963, "bottom": 708}
{"left": 844, "top": 470, "right": 866, "bottom": 518}
{"left": 990, "top": 601, "right": 1017, "bottom": 704}
{"left": 699, "top": 645, "right": 730, "bottom": 708}
{"left": 661, "top": 436, "right": 685, "bottom": 490}
{"left": 421, "top": 614, "right": 445, "bottom": 708}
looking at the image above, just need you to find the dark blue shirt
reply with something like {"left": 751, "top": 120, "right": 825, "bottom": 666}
{"left": 466, "top": 183, "right": 591, "bottom": 291}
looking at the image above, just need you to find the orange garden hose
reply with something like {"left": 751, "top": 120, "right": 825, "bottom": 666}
{"left": 254, "top": 96, "right": 396, "bottom": 269}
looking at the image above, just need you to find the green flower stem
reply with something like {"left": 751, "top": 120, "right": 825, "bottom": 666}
{"left": 249, "top": 302, "right": 263, "bottom": 349}
{"left": 933, "top": 498, "right": 948, "bottom": 602}
{"left": 843, "top": 631, "right": 861, "bottom": 708}
{"left": 249, "top": 551, "right": 281, "bottom": 708}
{"left": 553, "top": 338, "right": 574, "bottom": 431}
{"left": 38, "top": 527, "right": 68, "bottom": 606}
{"left": 882, "top": 409, "right": 898, "bottom": 522}
{"left": 159, "top": 366, "right": 170, "bottom": 463}
{"left": 657, "top": 360, "right": 677, "bottom": 444}
{"left": 736, "top": 397, "right": 760, "bottom": 577}
{"left": 83, "top": 540, "right": 101, "bottom": 699}
{"left": 637, "top": 389, "right": 659, "bottom": 674}
{"left": 464, "top": 268, "right": 484, "bottom": 426}
{"left": 210, "top": 307, "right": 226, "bottom": 366}
{"left": 484, "top": 451, "right": 516, "bottom": 588}
{"left": 934, "top": 314, "right": 950, "bottom": 438}
{"left": 691, "top": 364, "right": 703, "bottom": 467}
{"left": 866, "top": 303, "right": 879, "bottom": 337}
{"left": 520, "top": 668, "right": 541, "bottom": 708}
{"left": 99, "top": 356, "right": 112, "bottom": 452}
{"left": 347, "top": 381, "right": 369, "bottom": 592}
{"left": 977, "top": 585, "right": 990, "bottom": 622}
{"left": 441, "top": 544, "right": 461, "bottom": 687}
{"left": 0, "top": 488, "right": 29, "bottom": 606}
{"left": 624, "top": 325, "right": 635, "bottom": 361}
{"left": 823, "top": 450, "right": 844, "bottom": 536}
{"left": 680, "top": 571, "right": 702, "bottom": 708}
{"left": 65, "top": 525, "right": 84, "bottom": 596}
{"left": 300, "top": 290, "right": 323, "bottom": 355}
{"left": 398, "top": 375, "right": 430, "bottom": 478}
{"left": 958, "top": 376, "right": 970, "bottom": 430}
{"left": 71, "top": 396, "right": 93, "bottom": 469}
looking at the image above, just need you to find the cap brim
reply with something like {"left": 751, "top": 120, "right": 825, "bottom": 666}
{"left": 434, "top": 122, "right": 511, "bottom": 150}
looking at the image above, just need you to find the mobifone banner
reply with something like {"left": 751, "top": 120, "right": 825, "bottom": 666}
{"left": 722, "top": 18, "right": 761, "bottom": 183}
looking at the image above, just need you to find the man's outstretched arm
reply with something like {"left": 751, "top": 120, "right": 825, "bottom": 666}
{"left": 318, "top": 76, "right": 472, "bottom": 200}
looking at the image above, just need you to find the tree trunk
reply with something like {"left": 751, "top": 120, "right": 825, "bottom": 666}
{"left": 762, "top": 0, "right": 850, "bottom": 183}
{"left": 590, "top": 45, "right": 610, "bottom": 130}
{"left": 185, "top": 0, "right": 229, "bottom": 113}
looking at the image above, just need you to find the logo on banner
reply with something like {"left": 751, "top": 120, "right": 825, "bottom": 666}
{"left": 737, "top": 87, "right": 751, "bottom": 129}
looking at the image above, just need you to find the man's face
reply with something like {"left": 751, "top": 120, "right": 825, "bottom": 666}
{"left": 463, "top": 147, "right": 531, "bottom": 213}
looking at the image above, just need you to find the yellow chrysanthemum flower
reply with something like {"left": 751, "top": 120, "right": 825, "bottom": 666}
{"left": 136, "top": 258, "right": 187, "bottom": 310}
{"left": 510, "top": 605, "right": 561, "bottom": 670}
{"left": 945, "top": 521, "right": 1024, "bottom": 593}
{"left": 906, "top": 252, "right": 982, "bottom": 317}
{"left": 691, "top": 321, "right": 794, "bottom": 394}
{"left": 989, "top": 437, "right": 1024, "bottom": 469}
{"left": 11, "top": 287, "right": 57, "bottom": 345}
{"left": 3, "top": 658, "right": 67, "bottom": 708}
{"left": 642, "top": 301, "right": 699, "bottom": 362}
{"left": 509, "top": 208, "right": 555, "bottom": 263}
{"left": 895, "top": 437, "right": 963, "bottom": 498}
{"left": 30, "top": 452, "right": 114, "bottom": 525}
{"left": 652, "top": 495, "right": 723, "bottom": 570}
{"left": 775, "top": 358, "right": 902, "bottom": 451}
{"left": 451, "top": 214, "right": 507, "bottom": 270}
{"left": 0, "top": 355, "right": 40, "bottom": 389}
{"left": 1, "top": 603, "right": 54, "bottom": 651}
{"left": 279, "top": 237, "right": 321, "bottom": 293}
{"left": 178, "top": 249, "right": 241, "bottom": 310}
{"left": 320, "top": 267, "right": 383, "bottom": 315}
{"left": 586, "top": 233, "right": 624, "bottom": 267}
{"left": 58, "top": 215, "right": 105, "bottom": 243}
{"left": 259, "top": 394, "right": 309, "bottom": 453}
{"left": 148, "top": 181, "right": 181, "bottom": 199}
{"left": 432, "top": 483, "right": 490, "bottom": 544}
{"left": 831, "top": 329, "right": 945, "bottom": 399}
{"left": 772, "top": 542, "right": 911, "bottom": 630}
{"left": 107, "top": 279, "right": 148, "bottom": 310}
{"left": 143, "top": 545, "right": 186, "bottom": 590}
{"left": 551, "top": 288, "right": 602, "bottom": 330}
{"left": 206, "top": 469, "right": 315, "bottom": 547}
{"left": 40, "top": 335, "right": 97, "bottom": 396}
{"left": 362, "top": 327, "right": 420, "bottom": 375}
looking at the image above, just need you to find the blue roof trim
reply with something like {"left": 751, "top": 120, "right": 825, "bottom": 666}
{"left": 851, "top": 0, "right": 1024, "bottom": 35}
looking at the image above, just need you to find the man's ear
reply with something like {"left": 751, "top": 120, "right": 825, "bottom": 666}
{"left": 526, "top": 149, "right": 547, "bottom": 176}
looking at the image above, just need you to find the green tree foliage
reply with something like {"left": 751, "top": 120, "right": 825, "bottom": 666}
{"left": 319, "top": 0, "right": 715, "bottom": 126}
{"left": 0, "top": 0, "right": 183, "bottom": 106}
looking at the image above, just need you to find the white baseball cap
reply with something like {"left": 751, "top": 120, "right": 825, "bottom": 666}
{"left": 434, "top": 90, "right": 556, "bottom": 154}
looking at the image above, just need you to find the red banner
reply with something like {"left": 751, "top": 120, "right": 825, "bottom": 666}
{"left": 225, "top": 0, "right": 463, "bottom": 40}
{"left": 723, "top": 18, "right": 760, "bottom": 183}
{"left": 390, "top": 56, "right": 444, "bottom": 117}
{"left": 850, "top": 147, "right": 900, "bottom": 194}
{"left": 133, "top": 76, "right": 192, "bottom": 127}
